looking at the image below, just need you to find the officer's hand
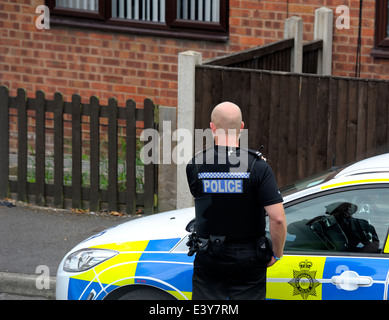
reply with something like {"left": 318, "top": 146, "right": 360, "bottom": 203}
{"left": 267, "top": 256, "right": 277, "bottom": 267}
{"left": 261, "top": 156, "right": 267, "bottom": 162}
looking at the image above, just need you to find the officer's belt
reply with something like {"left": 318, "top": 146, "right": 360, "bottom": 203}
{"left": 198, "top": 235, "right": 259, "bottom": 252}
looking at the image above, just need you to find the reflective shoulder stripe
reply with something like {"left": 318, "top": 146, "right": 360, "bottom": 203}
{"left": 198, "top": 172, "right": 250, "bottom": 179}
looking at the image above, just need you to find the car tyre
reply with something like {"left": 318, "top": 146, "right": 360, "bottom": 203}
{"left": 118, "top": 286, "right": 176, "bottom": 300}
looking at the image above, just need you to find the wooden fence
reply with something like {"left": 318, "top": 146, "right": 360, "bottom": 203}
{"left": 205, "top": 38, "right": 323, "bottom": 75}
{"left": 195, "top": 65, "right": 389, "bottom": 187}
{"left": 0, "top": 86, "right": 157, "bottom": 214}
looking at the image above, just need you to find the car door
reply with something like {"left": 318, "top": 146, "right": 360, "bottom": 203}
{"left": 266, "top": 185, "right": 389, "bottom": 300}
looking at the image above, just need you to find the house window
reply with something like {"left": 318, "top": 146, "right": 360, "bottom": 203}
{"left": 47, "top": 0, "right": 229, "bottom": 42}
{"left": 386, "top": 1, "right": 389, "bottom": 38}
{"left": 372, "top": 0, "right": 389, "bottom": 58}
{"left": 56, "top": 0, "right": 99, "bottom": 11}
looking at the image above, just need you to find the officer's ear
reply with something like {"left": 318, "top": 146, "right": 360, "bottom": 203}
{"left": 210, "top": 122, "right": 217, "bottom": 133}
{"left": 240, "top": 121, "right": 244, "bottom": 130}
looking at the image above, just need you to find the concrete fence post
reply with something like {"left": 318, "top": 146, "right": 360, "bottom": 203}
{"left": 158, "top": 106, "right": 177, "bottom": 212}
{"left": 284, "top": 16, "right": 303, "bottom": 73}
{"left": 314, "top": 7, "right": 334, "bottom": 75}
{"left": 176, "top": 51, "right": 202, "bottom": 209}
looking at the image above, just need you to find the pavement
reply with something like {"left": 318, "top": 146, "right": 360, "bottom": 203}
{"left": 0, "top": 201, "right": 140, "bottom": 300}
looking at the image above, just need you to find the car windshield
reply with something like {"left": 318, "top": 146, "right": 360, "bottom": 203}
{"left": 280, "top": 166, "right": 346, "bottom": 197}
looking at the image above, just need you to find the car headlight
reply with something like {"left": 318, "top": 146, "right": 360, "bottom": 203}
{"left": 63, "top": 248, "right": 118, "bottom": 272}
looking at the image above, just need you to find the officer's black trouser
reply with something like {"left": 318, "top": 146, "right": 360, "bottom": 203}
{"left": 192, "top": 243, "right": 267, "bottom": 300}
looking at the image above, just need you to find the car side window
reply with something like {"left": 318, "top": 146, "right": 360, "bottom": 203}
{"left": 280, "top": 187, "right": 389, "bottom": 253}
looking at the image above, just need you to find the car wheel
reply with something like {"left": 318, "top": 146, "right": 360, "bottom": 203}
{"left": 118, "top": 286, "right": 176, "bottom": 300}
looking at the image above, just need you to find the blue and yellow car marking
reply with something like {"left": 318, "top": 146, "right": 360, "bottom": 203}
{"left": 266, "top": 255, "right": 326, "bottom": 300}
{"left": 267, "top": 255, "right": 389, "bottom": 300}
{"left": 67, "top": 238, "right": 194, "bottom": 300}
{"left": 321, "top": 179, "right": 389, "bottom": 190}
{"left": 67, "top": 238, "right": 389, "bottom": 300}
{"left": 322, "top": 257, "right": 388, "bottom": 300}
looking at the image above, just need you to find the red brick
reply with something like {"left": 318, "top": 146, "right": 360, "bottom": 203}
{"left": 0, "top": 0, "right": 388, "bottom": 115}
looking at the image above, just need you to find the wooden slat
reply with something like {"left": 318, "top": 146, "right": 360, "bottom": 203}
{"left": 221, "top": 69, "right": 235, "bottom": 104}
{"left": 307, "top": 76, "right": 318, "bottom": 176}
{"left": 346, "top": 79, "right": 358, "bottom": 163}
{"left": 335, "top": 79, "right": 349, "bottom": 166}
{"left": 89, "top": 95, "right": 100, "bottom": 212}
{"left": 286, "top": 75, "right": 300, "bottom": 182}
{"left": 277, "top": 74, "right": 290, "bottom": 186}
{"left": 366, "top": 81, "right": 378, "bottom": 158}
{"left": 356, "top": 81, "right": 368, "bottom": 160}
{"left": 203, "top": 67, "right": 222, "bottom": 129}
{"left": 108, "top": 97, "right": 118, "bottom": 212}
{"left": 53, "top": 92, "right": 64, "bottom": 208}
{"left": 194, "top": 66, "right": 204, "bottom": 134}
{"left": 248, "top": 72, "right": 261, "bottom": 149}
{"left": 125, "top": 99, "right": 136, "bottom": 214}
{"left": 316, "top": 77, "right": 329, "bottom": 171}
{"left": 143, "top": 98, "right": 155, "bottom": 214}
{"left": 302, "top": 40, "right": 323, "bottom": 74}
{"left": 297, "top": 76, "right": 308, "bottom": 179}
{"left": 0, "top": 86, "right": 9, "bottom": 198}
{"left": 303, "top": 39, "right": 323, "bottom": 52}
{"left": 16, "top": 88, "right": 28, "bottom": 202}
{"left": 376, "top": 82, "right": 389, "bottom": 154}
{"left": 236, "top": 71, "right": 251, "bottom": 141}
{"left": 326, "top": 78, "right": 338, "bottom": 167}
{"left": 71, "top": 94, "right": 82, "bottom": 209}
{"left": 257, "top": 73, "right": 271, "bottom": 157}
{"left": 205, "top": 38, "right": 294, "bottom": 67}
{"left": 268, "top": 74, "right": 280, "bottom": 177}
{"left": 35, "top": 90, "right": 46, "bottom": 206}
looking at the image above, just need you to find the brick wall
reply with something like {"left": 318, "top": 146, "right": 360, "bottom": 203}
{"left": 1, "top": 0, "right": 389, "bottom": 108}
{"left": 1, "top": 0, "right": 389, "bottom": 156}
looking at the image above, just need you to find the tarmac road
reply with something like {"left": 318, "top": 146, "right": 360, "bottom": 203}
{"left": 0, "top": 202, "right": 140, "bottom": 299}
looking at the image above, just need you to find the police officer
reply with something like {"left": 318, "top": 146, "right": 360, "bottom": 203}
{"left": 186, "top": 102, "right": 287, "bottom": 300}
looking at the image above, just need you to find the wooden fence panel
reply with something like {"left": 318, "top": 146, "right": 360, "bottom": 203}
{"left": 376, "top": 82, "right": 389, "bottom": 155}
{"left": 16, "top": 88, "right": 28, "bottom": 202}
{"left": 205, "top": 38, "right": 294, "bottom": 72}
{"left": 247, "top": 72, "right": 262, "bottom": 150}
{"left": 347, "top": 80, "right": 358, "bottom": 164}
{"left": 143, "top": 98, "right": 155, "bottom": 214}
{"left": 35, "top": 90, "right": 46, "bottom": 206}
{"left": 366, "top": 81, "right": 378, "bottom": 159}
{"left": 316, "top": 77, "right": 329, "bottom": 172}
{"left": 125, "top": 99, "right": 136, "bottom": 215}
{"left": 297, "top": 76, "right": 309, "bottom": 180}
{"left": 53, "top": 92, "right": 64, "bottom": 208}
{"left": 286, "top": 75, "right": 300, "bottom": 183}
{"left": 89, "top": 95, "right": 100, "bottom": 212}
{"left": 302, "top": 39, "right": 323, "bottom": 74}
{"left": 195, "top": 65, "right": 389, "bottom": 187}
{"left": 0, "top": 86, "right": 157, "bottom": 214}
{"left": 0, "top": 86, "right": 9, "bottom": 199}
{"left": 326, "top": 78, "right": 338, "bottom": 166}
{"left": 108, "top": 97, "right": 118, "bottom": 212}
{"left": 306, "top": 76, "right": 318, "bottom": 177}
{"left": 356, "top": 81, "right": 368, "bottom": 160}
{"left": 277, "top": 75, "right": 290, "bottom": 186}
{"left": 71, "top": 94, "right": 82, "bottom": 209}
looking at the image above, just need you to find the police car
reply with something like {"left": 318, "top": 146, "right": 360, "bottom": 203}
{"left": 56, "top": 153, "right": 389, "bottom": 300}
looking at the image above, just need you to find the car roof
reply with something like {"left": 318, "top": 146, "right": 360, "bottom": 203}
{"left": 335, "top": 153, "right": 389, "bottom": 178}
{"left": 283, "top": 153, "right": 389, "bottom": 204}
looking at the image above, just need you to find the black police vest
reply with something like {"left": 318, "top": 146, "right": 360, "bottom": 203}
{"left": 193, "top": 147, "right": 265, "bottom": 241}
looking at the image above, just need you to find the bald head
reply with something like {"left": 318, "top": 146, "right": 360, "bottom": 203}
{"left": 210, "top": 102, "right": 244, "bottom": 146}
